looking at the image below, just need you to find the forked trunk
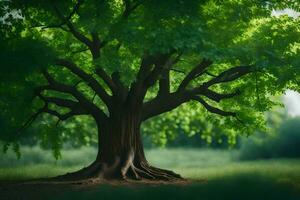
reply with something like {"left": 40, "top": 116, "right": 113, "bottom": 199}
{"left": 56, "top": 111, "right": 182, "bottom": 181}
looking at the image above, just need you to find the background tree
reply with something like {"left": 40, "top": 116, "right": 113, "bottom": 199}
{"left": 239, "top": 106, "right": 300, "bottom": 160}
{"left": 0, "top": 0, "right": 299, "bottom": 181}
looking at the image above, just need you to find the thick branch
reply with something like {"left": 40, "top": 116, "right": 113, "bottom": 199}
{"left": 126, "top": 55, "right": 160, "bottom": 106}
{"left": 18, "top": 96, "right": 86, "bottom": 134}
{"left": 128, "top": 53, "right": 172, "bottom": 107}
{"left": 134, "top": 52, "right": 179, "bottom": 89}
{"left": 188, "top": 65, "right": 254, "bottom": 99}
{"left": 142, "top": 63, "right": 251, "bottom": 121}
{"left": 158, "top": 70, "right": 170, "bottom": 96}
{"left": 52, "top": 1, "right": 93, "bottom": 48}
{"left": 41, "top": 96, "right": 78, "bottom": 108}
{"left": 136, "top": 55, "right": 157, "bottom": 84}
{"left": 157, "top": 53, "right": 182, "bottom": 97}
{"left": 43, "top": 107, "right": 80, "bottom": 121}
{"left": 178, "top": 58, "right": 213, "bottom": 91}
{"left": 142, "top": 92, "right": 190, "bottom": 121}
{"left": 143, "top": 54, "right": 171, "bottom": 88}
{"left": 38, "top": 95, "right": 88, "bottom": 116}
{"left": 192, "top": 96, "right": 236, "bottom": 117}
{"left": 203, "top": 65, "right": 254, "bottom": 88}
{"left": 41, "top": 70, "right": 107, "bottom": 120}
{"left": 95, "top": 67, "right": 118, "bottom": 94}
{"left": 122, "top": 0, "right": 142, "bottom": 18}
{"left": 55, "top": 59, "right": 112, "bottom": 108}
{"left": 111, "top": 71, "right": 128, "bottom": 101}
{"left": 205, "top": 89, "right": 240, "bottom": 102}
{"left": 48, "top": 1, "right": 108, "bottom": 59}
{"left": 90, "top": 32, "right": 107, "bottom": 58}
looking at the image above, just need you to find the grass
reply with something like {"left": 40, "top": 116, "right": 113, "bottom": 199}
{"left": 54, "top": 176, "right": 300, "bottom": 200}
{"left": 1, "top": 147, "right": 300, "bottom": 199}
{"left": 146, "top": 148, "right": 300, "bottom": 181}
{"left": 0, "top": 146, "right": 96, "bottom": 181}
{"left": 0, "top": 164, "right": 81, "bottom": 181}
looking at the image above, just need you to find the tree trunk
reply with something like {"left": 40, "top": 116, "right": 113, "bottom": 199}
{"left": 55, "top": 110, "right": 182, "bottom": 181}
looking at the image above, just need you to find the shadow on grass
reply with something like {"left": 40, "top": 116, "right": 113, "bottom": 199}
{"left": 53, "top": 174, "right": 300, "bottom": 200}
{"left": 1, "top": 173, "right": 299, "bottom": 200}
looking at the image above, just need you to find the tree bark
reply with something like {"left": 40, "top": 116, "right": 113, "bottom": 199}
{"left": 55, "top": 109, "right": 182, "bottom": 181}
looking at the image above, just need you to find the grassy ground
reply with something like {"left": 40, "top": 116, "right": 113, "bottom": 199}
{"left": 147, "top": 148, "right": 300, "bottom": 182}
{"left": 0, "top": 147, "right": 300, "bottom": 199}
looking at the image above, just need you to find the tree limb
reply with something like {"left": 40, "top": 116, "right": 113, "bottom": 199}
{"left": 203, "top": 65, "right": 254, "bottom": 88}
{"left": 187, "top": 65, "right": 254, "bottom": 99}
{"left": 128, "top": 53, "right": 172, "bottom": 107}
{"left": 43, "top": 107, "right": 81, "bottom": 121}
{"left": 53, "top": 5, "right": 90, "bottom": 44}
{"left": 95, "top": 67, "right": 118, "bottom": 95}
{"left": 192, "top": 96, "right": 236, "bottom": 117}
{"left": 157, "top": 53, "right": 182, "bottom": 97}
{"left": 122, "top": 0, "right": 143, "bottom": 18}
{"left": 178, "top": 58, "right": 213, "bottom": 91}
{"left": 71, "top": 48, "right": 89, "bottom": 55}
{"left": 40, "top": 70, "right": 107, "bottom": 120}
{"left": 158, "top": 70, "right": 170, "bottom": 96}
{"left": 142, "top": 62, "right": 252, "bottom": 121}
{"left": 143, "top": 54, "right": 173, "bottom": 88}
{"left": 142, "top": 92, "right": 190, "bottom": 121}
{"left": 201, "top": 89, "right": 241, "bottom": 102}
{"left": 18, "top": 95, "right": 87, "bottom": 134}
{"left": 17, "top": 105, "right": 48, "bottom": 134}
{"left": 55, "top": 59, "right": 112, "bottom": 108}
{"left": 43, "top": 96, "right": 77, "bottom": 108}
{"left": 51, "top": 1, "right": 93, "bottom": 48}
{"left": 46, "top": 1, "right": 108, "bottom": 59}
{"left": 170, "top": 68, "right": 185, "bottom": 74}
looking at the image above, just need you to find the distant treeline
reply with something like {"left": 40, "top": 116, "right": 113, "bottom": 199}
{"left": 144, "top": 115, "right": 300, "bottom": 159}
{"left": 239, "top": 117, "right": 300, "bottom": 160}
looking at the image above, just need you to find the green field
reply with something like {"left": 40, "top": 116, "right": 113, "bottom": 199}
{"left": 1, "top": 147, "right": 300, "bottom": 199}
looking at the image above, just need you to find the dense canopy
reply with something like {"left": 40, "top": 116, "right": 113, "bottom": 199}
{"left": 0, "top": 0, "right": 299, "bottom": 157}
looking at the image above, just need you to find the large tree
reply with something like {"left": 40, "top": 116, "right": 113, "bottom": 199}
{"left": 0, "top": 0, "right": 299, "bottom": 181}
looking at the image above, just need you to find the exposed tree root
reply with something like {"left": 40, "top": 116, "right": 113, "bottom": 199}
{"left": 43, "top": 155, "right": 183, "bottom": 184}
{"left": 116, "top": 150, "right": 183, "bottom": 181}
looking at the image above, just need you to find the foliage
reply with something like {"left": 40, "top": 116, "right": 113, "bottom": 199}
{"left": 142, "top": 103, "right": 237, "bottom": 147}
{"left": 0, "top": 0, "right": 299, "bottom": 157}
{"left": 239, "top": 113, "right": 300, "bottom": 160}
{"left": 0, "top": 145, "right": 96, "bottom": 168}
